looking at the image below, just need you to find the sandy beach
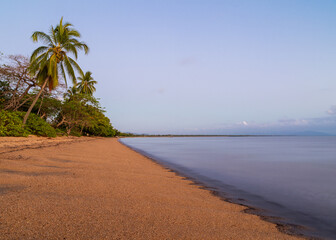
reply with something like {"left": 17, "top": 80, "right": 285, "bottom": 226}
{"left": 0, "top": 137, "right": 300, "bottom": 239}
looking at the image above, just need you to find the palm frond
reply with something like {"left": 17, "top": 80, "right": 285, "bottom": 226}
{"left": 68, "top": 40, "right": 89, "bottom": 54}
{"left": 50, "top": 26, "right": 57, "bottom": 45}
{"left": 51, "top": 61, "right": 58, "bottom": 90}
{"left": 30, "top": 46, "right": 48, "bottom": 62}
{"left": 59, "top": 63, "right": 68, "bottom": 88}
{"left": 67, "top": 30, "right": 81, "bottom": 38}
{"left": 48, "top": 55, "right": 55, "bottom": 76}
{"left": 63, "top": 22, "right": 73, "bottom": 28}
{"left": 29, "top": 53, "right": 47, "bottom": 72}
{"left": 29, "top": 50, "right": 51, "bottom": 76}
{"left": 63, "top": 55, "right": 76, "bottom": 84}
{"left": 36, "top": 65, "right": 49, "bottom": 86}
{"left": 68, "top": 56, "right": 83, "bottom": 76}
{"left": 59, "top": 17, "right": 64, "bottom": 36}
{"left": 80, "top": 42, "right": 89, "bottom": 54}
{"left": 31, "top": 31, "right": 53, "bottom": 45}
{"left": 63, "top": 43, "right": 78, "bottom": 59}
{"left": 84, "top": 71, "right": 93, "bottom": 79}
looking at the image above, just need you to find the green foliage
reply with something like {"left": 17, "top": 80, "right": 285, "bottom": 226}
{"left": 77, "top": 71, "right": 97, "bottom": 95}
{"left": 1, "top": 90, "right": 118, "bottom": 137}
{"left": 25, "top": 113, "right": 57, "bottom": 137}
{"left": 30, "top": 17, "right": 89, "bottom": 90}
{"left": 55, "top": 128, "right": 66, "bottom": 136}
{"left": 68, "top": 128, "right": 82, "bottom": 137}
{"left": 23, "top": 17, "right": 90, "bottom": 126}
{"left": 22, "top": 93, "right": 62, "bottom": 120}
{"left": 0, "top": 110, "right": 56, "bottom": 137}
{"left": 83, "top": 108, "right": 117, "bottom": 137}
{"left": 0, "top": 110, "right": 29, "bottom": 136}
{"left": 116, "top": 131, "right": 136, "bottom": 137}
{"left": 56, "top": 93, "right": 117, "bottom": 137}
{"left": 1, "top": 19, "right": 119, "bottom": 138}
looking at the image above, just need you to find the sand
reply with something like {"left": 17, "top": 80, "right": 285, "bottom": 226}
{"left": 0, "top": 137, "right": 300, "bottom": 239}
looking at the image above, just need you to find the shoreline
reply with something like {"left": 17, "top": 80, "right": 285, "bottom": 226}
{"left": 118, "top": 139, "right": 309, "bottom": 239}
{"left": 0, "top": 137, "right": 300, "bottom": 239}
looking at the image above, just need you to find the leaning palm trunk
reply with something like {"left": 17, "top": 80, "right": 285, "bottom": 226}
{"left": 22, "top": 77, "right": 49, "bottom": 126}
{"left": 37, "top": 95, "right": 44, "bottom": 116}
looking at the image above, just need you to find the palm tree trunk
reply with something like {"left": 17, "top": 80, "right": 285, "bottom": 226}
{"left": 37, "top": 95, "right": 44, "bottom": 116}
{"left": 22, "top": 78, "right": 48, "bottom": 126}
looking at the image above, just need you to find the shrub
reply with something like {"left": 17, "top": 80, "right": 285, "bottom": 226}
{"left": 0, "top": 110, "right": 29, "bottom": 136}
{"left": 55, "top": 128, "right": 66, "bottom": 136}
{"left": 0, "top": 110, "right": 56, "bottom": 137}
{"left": 69, "top": 128, "right": 82, "bottom": 137}
{"left": 88, "top": 124, "right": 116, "bottom": 137}
{"left": 25, "top": 113, "right": 57, "bottom": 137}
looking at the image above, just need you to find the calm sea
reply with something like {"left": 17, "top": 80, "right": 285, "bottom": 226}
{"left": 120, "top": 136, "right": 336, "bottom": 239}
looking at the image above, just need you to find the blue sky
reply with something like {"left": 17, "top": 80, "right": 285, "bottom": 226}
{"left": 1, "top": 0, "right": 336, "bottom": 134}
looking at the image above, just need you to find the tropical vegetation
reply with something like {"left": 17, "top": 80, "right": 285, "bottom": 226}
{"left": 77, "top": 71, "right": 97, "bottom": 95}
{"left": 0, "top": 18, "right": 119, "bottom": 137}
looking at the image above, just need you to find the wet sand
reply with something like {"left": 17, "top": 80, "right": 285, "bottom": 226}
{"left": 0, "top": 137, "right": 300, "bottom": 239}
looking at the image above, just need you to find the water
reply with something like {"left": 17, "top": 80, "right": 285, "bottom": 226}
{"left": 120, "top": 136, "right": 336, "bottom": 239}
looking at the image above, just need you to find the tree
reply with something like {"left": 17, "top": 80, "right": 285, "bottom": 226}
{"left": 56, "top": 96, "right": 88, "bottom": 135}
{"left": 23, "top": 17, "right": 89, "bottom": 125}
{"left": 64, "top": 86, "right": 79, "bottom": 101}
{"left": 55, "top": 93, "right": 116, "bottom": 137}
{"left": 77, "top": 71, "right": 97, "bottom": 95}
{"left": 0, "top": 55, "right": 38, "bottom": 110}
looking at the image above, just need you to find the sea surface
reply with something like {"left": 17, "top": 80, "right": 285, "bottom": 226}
{"left": 120, "top": 136, "right": 336, "bottom": 239}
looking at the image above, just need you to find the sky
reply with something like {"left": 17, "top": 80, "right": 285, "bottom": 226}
{"left": 1, "top": 0, "right": 336, "bottom": 135}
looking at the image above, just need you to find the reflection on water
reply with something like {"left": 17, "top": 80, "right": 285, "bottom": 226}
{"left": 121, "top": 136, "right": 336, "bottom": 239}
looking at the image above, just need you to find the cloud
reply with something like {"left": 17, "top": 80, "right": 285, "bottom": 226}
{"left": 327, "top": 105, "right": 336, "bottom": 115}
{"left": 240, "top": 121, "right": 248, "bottom": 126}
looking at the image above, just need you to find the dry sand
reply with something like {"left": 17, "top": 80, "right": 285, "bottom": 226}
{"left": 0, "top": 137, "right": 301, "bottom": 239}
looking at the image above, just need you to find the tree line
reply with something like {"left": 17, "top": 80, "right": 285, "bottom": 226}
{"left": 0, "top": 18, "right": 119, "bottom": 137}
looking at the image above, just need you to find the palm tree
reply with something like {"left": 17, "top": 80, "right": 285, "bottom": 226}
{"left": 23, "top": 17, "right": 89, "bottom": 125}
{"left": 77, "top": 71, "right": 97, "bottom": 95}
{"left": 64, "top": 86, "right": 79, "bottom": 101}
